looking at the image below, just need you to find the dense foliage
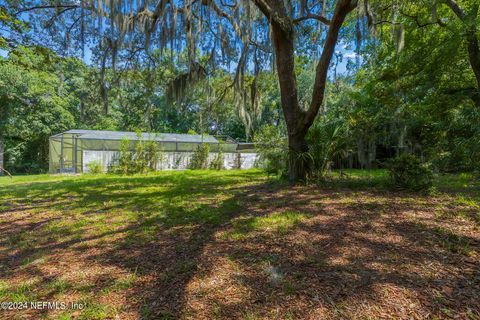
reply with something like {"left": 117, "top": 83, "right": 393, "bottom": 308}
{"left": 209, "top": 149, "right": 225, "bottom": 170}
{"left": 112, "top": 136, "right": 163, "bottom": 174}
{"left": 0, "top": 0, "right": 478, "bottom": 178}
{"left": 189, "top": 143, "right": 210, "bottom": 170}
{"left": 0, "top": 47, "right": 76, "bottom": 172}
{"left": 253, "top": 125, "right": 287, "bottom": 176}
{"left": 387, "top": 154, "right": 433, "bottom": 191}
{"left": 0, "top": 47, "right": 260, "bottom": 173}
{"left": 86, "top": 160, "right": 103, "bottom": 175}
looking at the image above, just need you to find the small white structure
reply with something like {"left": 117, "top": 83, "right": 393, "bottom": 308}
{"left": 49, "top": 130, "right": 258, "bottom": 173}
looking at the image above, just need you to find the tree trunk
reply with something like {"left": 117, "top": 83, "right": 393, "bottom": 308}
{"left": 270, "top": 8, "right": 308, "bottom": 181}
{"left": 467, "top": 31, "right": 480, "bottom": 106}
{"left": 0, "top": 138, "right": 4, "bottom": 176}
{"left": 444, "top": 1, "right": 480, "bottom": 106}
{"left": 288, "top": 133, "right": 310, "bottom": 181}
{"left": 397, "top": 125, "right": 407, "bottom": 156}
{"left": 357, "top": 138, "right": 366, "bottom": 169}
{"left": 80, "top": 100, "right": 85, "bottom": 122}
{"left": 254, "top": 0, "right": 355, "bottom": 182}
{"left": 99, "top": 50, "right": 109, "bottom": 115}
{"left": 368, "top": 138, "right": 376, "bottom": 169}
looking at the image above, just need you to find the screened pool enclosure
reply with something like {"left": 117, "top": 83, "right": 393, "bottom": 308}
{"left": 49, "top": 130, "right": 258, "bottom": 173}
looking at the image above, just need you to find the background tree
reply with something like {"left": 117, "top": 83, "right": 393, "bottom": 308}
{"left": 10, "top": 0, "right": 366, "bottom": 181}
{"left": 0, "top": 46, "right": 75, "bottom": 172}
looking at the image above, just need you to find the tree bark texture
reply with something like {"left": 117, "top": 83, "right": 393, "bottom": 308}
{"left": 467, "top": 29, "right": 480, "bottom": 106}
{"left": 0, "top": 138, "right": 4, "bottom": 176}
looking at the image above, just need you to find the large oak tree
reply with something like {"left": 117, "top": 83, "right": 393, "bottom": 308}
{"left": 256, "top": 0, "right": 357, "bottom": 180}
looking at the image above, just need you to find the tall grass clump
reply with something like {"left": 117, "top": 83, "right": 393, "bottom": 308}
{"left": 86, "top": 160, "right": 103, "bottom": 174}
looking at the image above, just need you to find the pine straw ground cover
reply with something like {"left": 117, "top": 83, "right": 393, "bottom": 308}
{"left": 0, "top": 170, "right": 479, "bottom": 320}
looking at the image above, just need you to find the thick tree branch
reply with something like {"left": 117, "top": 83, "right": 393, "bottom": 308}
{"left": 252, "top": 0, "right": 293, "bottom": 33}
{"left": 443, "top": 0, "right": 466, "bottom": 20}
{"left": 150, "top": 0, "right": 170, "bottom": 31}
{"left": 15, "top": 4, "right": 81, "bottom": 15}
{"left": 443, "top": 1, "right": 480, "bottom": 104}
{"left": 251, "top": 0, "right": 273, "bottom": 19}
{"left": 305, "top": 0, "right": 357, "bottom": 127}
{"left": 293, "top": 13, "right": 331, "bottom": 25}
{"left": 202, "top": 0, "right": 242, "bottom": 37}
{"left": 400, "top": 10, "right": 447, "bottom": 27}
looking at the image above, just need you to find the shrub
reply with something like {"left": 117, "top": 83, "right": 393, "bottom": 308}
{"left": 143, "top": 140, "right": 163, "bottom": 171}
{"left": 111, "top": 135, "right": 163, "bottom": 174}
{"left": 173, "top": 157, "right": 182, "bottom": 169}
{"left": 209, "top": 149, "right": 224, "bottom": 170}
{"left": 112, "top": 137, "right": 134, "bottom": 174}
{"left": 133, "top": 139, "right": 162, "bottom": 173}
{"left": 307, "top": 118, "right": 351, "bottom": 179}
{"left": 189, "top": 143, "right": 210, "bottom": 169}
{"left": 133, "top": 136, "right": 147, "bottom": 173}
{"left": 87, "top": 160, "right": 103, "bottom": 174}
{"left": 254, "top": 125, "right": 287, "bottom": 176}
{"left": 387, "top": 153, "right": 433, "bottom": 191}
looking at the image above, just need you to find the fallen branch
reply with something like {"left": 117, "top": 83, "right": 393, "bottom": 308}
{"left": 0, "top": 167, "right": 13, "bottom": 178}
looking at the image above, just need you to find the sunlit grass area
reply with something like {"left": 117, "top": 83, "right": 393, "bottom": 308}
{"left": 0, "top": 169, "right": 479, "bottom": 319}
{"left": 223, "top": 211, "right": 307, "bottom": 240}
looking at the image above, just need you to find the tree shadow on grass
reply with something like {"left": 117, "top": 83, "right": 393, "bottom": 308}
{"left": 0, "top": 173, "right": 479, "bottom": 319}
{"left": 83, "top": 183, "right": 480, "bottom": 319}
{"left": 0, "top": 171, "right": 268, "bottom": 318}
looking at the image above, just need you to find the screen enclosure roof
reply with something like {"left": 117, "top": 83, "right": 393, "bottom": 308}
{"left": 53, "top": 130, "right": 219, "bottom": 144}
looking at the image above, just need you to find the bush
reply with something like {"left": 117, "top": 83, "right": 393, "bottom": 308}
{"left": 134, "top": 139, "right": 162, "bottom": 173}
{"left": 112, "top": 138, "right": 134, "bottom": 174}
{"left": 87, "top": 160, "right": 103, "bottom": 174}
{"left": 143, "top": 140, "right": 163, "bottom": 171}
{"left": 387, "top": 153, "right": 433, "bottom": 191}
{"left": 254, "top": 125, "right": 287, "bottom": 176}
{"left": 209, "top": 149, "right": 224, "bottom": 170}
{"left": 189, "top": 143, "right": 210, "bottom": 169}
{"left": 111, "top": 135, "right": 163, "bottom": 174}
{"left": 307, "top": 118, "right": 351, "bottom": 179}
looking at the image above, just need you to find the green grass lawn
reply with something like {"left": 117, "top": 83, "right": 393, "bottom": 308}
{"left": 0, "top": 170, "right": 479, "bottom": 319}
